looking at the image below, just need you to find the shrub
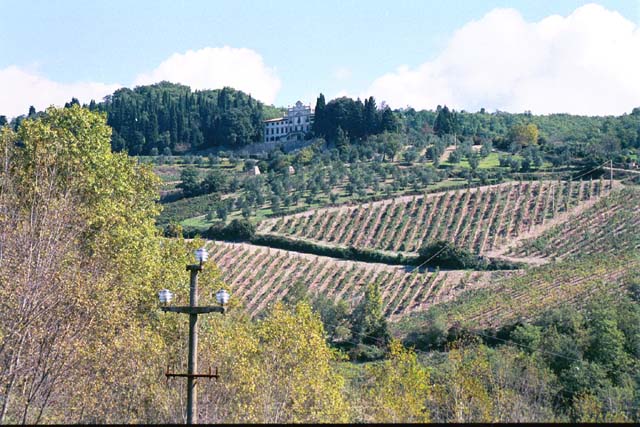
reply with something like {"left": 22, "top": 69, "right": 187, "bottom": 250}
{"left": 348, "top": 343, "right": 386, "bottom": 362}
{"left": 418, "top": 241, "right": 482, "bottom": 269}
{"left": 206, "top": 219, "right": 256, "bottom": 241}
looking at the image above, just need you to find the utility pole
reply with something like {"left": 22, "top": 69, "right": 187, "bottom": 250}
{"left": 160, "top": 248, "right": 229, "bottom": 425}
{"left": 186, "top": 264, "right": 200, "bottom": 425}
{"left": 610, "top": 159, "right": 613, "bottom": 190}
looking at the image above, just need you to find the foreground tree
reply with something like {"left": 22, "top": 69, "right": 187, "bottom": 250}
{"left": 355, "top": 340, "right": 431, "bottom": 422}
{"left": 0, "top": 106, "right": 187, "bottom": 423}
{"left": 197, "top": 302, "right": 350, "bottom": 423}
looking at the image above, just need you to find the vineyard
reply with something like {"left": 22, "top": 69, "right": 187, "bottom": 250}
{"left": 506, "top": 186, "right": 640, "bottom": 261}
{"left": 207, "top": 180, "right": 637, "bottom": 327}
{"left": 439, "top": 253, "right": 640, "bottom": 329}
{"left": 257, "top": 179, "right": 611, "bottom": 255}
{"left": 204, "top": 240, "right": 503, "bottom": 319}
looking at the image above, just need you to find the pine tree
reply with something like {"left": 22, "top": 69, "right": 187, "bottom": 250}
{"left": 433, "top": 105, "right": 456, "bottom": 136}
{"left": 352, "top": 282, "right": 390, "bottom": 347}
{"left": 380, "top": 107, "right": 399, "bottom": 133}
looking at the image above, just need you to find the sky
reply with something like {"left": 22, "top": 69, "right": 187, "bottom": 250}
{"left": 1, "top": 0, "right": 639, "bottom": 118}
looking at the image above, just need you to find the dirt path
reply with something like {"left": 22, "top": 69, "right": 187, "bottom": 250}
{"left": 439, "top": 145, "right": 457, "bottom": 164}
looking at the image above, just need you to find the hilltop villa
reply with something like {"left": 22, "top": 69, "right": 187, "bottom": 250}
{"left": 263, "top": 101, "right": 314, "bottom": 143}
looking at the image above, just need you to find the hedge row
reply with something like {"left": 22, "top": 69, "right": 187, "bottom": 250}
{"left": 189, "top": 220, "right": 522, "bottom": 270}
{"left": 249, "top": 234, "right": 417, "bottom": 266}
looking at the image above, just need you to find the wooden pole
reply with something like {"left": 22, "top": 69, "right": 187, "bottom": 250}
{"left": 186, "top": 264, "right": 201, "bottom": 425}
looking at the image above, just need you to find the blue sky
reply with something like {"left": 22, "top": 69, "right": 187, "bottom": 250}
{"left": 1, "top": 1, "right": 639, "bottom": 117}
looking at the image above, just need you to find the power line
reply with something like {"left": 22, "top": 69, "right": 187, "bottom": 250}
{"left": 411, "top": 185, "right": 497, "bottom": 272}
{"left": 566, "top": 161, "right": 610, "bottom": 181}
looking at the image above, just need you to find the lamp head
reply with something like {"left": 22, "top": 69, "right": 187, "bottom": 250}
{"left": 158, "top": 289, "right": 174, "bottom": 304}
{"left": 195, "top": 247, "right": 209, "bottom": 264}
{"left": 215, "top": 289, "right": 230, "bottom": 306}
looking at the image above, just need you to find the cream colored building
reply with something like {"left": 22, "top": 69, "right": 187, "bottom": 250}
{"left": 264, "top": 101, "right": 314, "bottom": 143}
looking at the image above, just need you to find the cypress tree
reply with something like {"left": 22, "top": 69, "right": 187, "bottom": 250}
{"left": 314, "top": 93, "right": 326, "bottom": 137}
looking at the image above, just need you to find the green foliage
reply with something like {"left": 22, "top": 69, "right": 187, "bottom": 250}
{"left": 202, "top": 168, "right": 228, "bottom": 193}
{"left": 199, "top": 302, "right": 350, "bottom": 423}
{"left": 254, "top": 303, "right": 350, "bottom": 422}
{"left": 164, "top": 221, "right": 184, "bottom": 238}
{"left": 99, "top": 82, "right": 267, "bottom": 154}
{"left": 178, "top": 165, "right": 200, "bottom": 197}
{"left": 0, "top": 105, "right": 180, "bottom": 423}
{"left": 313, "top": 95, "right": 399, "bottom": 142}
{"left": 428, "top": 343, "right": 559, "bottom": 422}
{"left": 433, "top": 105, "right": 458, "bottom": 136}
{"left": 355, "top": 340, "right": 431, "bottom": 422}
{"left": 404, "top": 306, "right": 449, "bottom": 351}
{"left": 508, "top": 123, "right": 539, "bottom": 151}
{"left": 282, "top": 279, "right": 310, "bottom": 307}
{"left": 399, "top": 291, "right": 640, "bottom": 422}
{"left": 311, "top": 294, "right": 352, "bottom": 343}
{"left": 249, "top": 233, "right": 418, "bottom": 265}
{"left": 350, "top": 282, "right": 390, "bottom": 355}
{"left": 158, "top": 191, "right": 221, "bottom": 225}
{"left": 206, "top": 218, "right": 256, "bottom": 241}
{"left": 418, "top": 241, "right": 484, "bottom": 269}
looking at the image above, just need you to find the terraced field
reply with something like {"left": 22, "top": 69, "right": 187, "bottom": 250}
{"left": 258, "top": 179, "right": 610, "bottom": 255}
{"left": 205, "top": 178, "right": 638, "bottom": 329}
{"left": 442, "top": 253, "right": 640, "bottom": 329}
{"left": 505, "top": 186, "right": 640, "bottom": 261}
{"left": 205, "top": 240, "right": 502, "bottom": 319}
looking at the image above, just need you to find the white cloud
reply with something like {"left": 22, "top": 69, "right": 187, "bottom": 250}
{"left": 365, "top": 3, "right": 640, "bottom": 115}
{"left": 133, "top": 46, "right": 281, "bottom": 104}
{"left": 0, "top": 66, "right": 120, "bottom": 119}
{"left": 0, "top": 46, "right": 282, "bottom": 119}
{"left": 333, "top": 67, "right": 352, "bottom": 81}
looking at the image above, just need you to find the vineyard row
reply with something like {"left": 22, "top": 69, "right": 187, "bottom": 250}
{"left": 259, "top": 179, "right": 608, "bottom": 255}
{"left": 203, "top": 240, "right": 494, "bottom": 318}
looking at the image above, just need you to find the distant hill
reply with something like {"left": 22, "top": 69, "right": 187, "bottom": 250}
{"left": 91, "top": 81, "right": 282, "bottom": 155}
{"left": 7, "top": 82, "right": 639, "bottom": 163}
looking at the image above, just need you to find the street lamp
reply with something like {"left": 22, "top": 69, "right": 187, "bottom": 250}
{"left": 158, "top": 289, "right": 174, "bottom": 305}
{"left": 216, "top": 289, "right": 230, "bottom": 306}
{"left": 159, "top": 247, "right": 229, "bottom": 425}
{"left": 195, "top": 247, "right": 208, "bottom": 264}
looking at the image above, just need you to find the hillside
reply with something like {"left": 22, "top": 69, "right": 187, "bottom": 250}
{"left": 201, "top": 182, "right": 639, "bottom": 326}
{"left": 394, "top": 252, "right": 640, "bottom": 332}
{"left": 204, "top": 240, "right": 506, "bottom": 319}
{"left": 387, "top": 185, "right": 640, "bottom": 335}
{"left": 257, "top": 179, "right": 614, "bottom": 256}
{"left": 506, "top": 186, "right": 640, "bottom": 262}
